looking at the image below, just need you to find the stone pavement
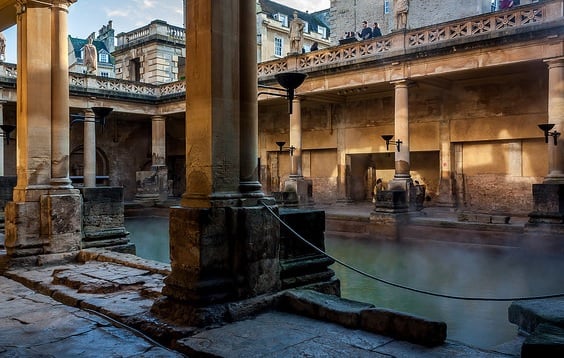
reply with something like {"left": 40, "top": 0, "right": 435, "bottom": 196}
{"left": 0, "top": 249, "right": 525, "bottom": 357}
{"left": 0, "top": 274, "right": 182, "bottom": 357}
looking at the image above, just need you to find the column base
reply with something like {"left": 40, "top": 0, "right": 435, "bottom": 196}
{"left": 158, "top": 204, "right": 281, "bottom": 308}
{"left": 5, "top": 189, "right": 82, "bottom": 257}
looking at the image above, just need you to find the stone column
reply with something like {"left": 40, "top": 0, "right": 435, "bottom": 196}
{"left": 381, "top": 79, "right": 414, "bottom": 212}
{"left": 391, "top": 80, "right": 411, "bottom": 183}
{"left": 544, "top": 58, "right": 564, "bottom": 183}
{"left": 83, "top": 109, "right": 96, "bottom": 187}
{"left": 50, "top": 0, "right": 72, "bottom": 188}
{"left": 289, "top": 97, "right": 302, "bottom": 177}
{"left": 155, "top": 1, "right": 280, "bottom": 322}
{"left": 239, "top": 0, "right": 262, "bottom": 196}
{"left": 179, "top": 0, "right": 240, "bottom": 209}
{"left": 5, "top": 0, "right": 81, "bottom": 257}
{"left": 152, "top": 115, "right": 166, "bottom": 166}
{"left": 150, "top": 115, "right": 168, "bottom": 202}
{"left": 282, "top": 97, "right": 313, "bottom": 206}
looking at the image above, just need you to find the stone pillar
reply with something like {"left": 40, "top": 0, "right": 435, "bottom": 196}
{"left": 50, "top": 0, "right": 72, "bottom": 188}
{"left": 179, "top": 1, "right": 241, "bottom": 209}
{"left": 283, "top": 97, "right": 313, "bottom": 206}
{"left": 5, "top": 0, "right": 81, "bottom": 257}
{"left": 526, "top": 58, "right": 564, "bottom": 229}
{"left": 152, "top": 115, "right": 166, "bottom": 167}
{"left": 83, "top": 109, "right": 96, "bottom": 188}
{"left": 390, "top": 80, "right": 411, "bottom": 185}
{"left": 154, "top": 1, "right": 280, "bottom": 325}
{"left": 544, "top": 58, "right": 564, "bottom": 183}
{"left": 290, "top": 97, "right": 302, "bottom": 177}
{"left": 387, "top": 80, "right": 414, "bottom": 206}
{"left": 134, "top": 115, "right": 169, "bottom": 205}
{"left": 239, "top": 0, "right": 262, "bottom": 196}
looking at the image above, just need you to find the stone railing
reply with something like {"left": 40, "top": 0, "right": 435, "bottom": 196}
{"left": 0, "top": 1, "right": 559, "bottom": 101}
{"left": 258, "top": 0, "right": 562, "bottom": 77}
{"left": 68, "top": 73, "right": 187, "bottom": 99}
{"left": 116, "top": 20, "right": 185, "bottom": 50}
{"left": 69, "top": 73, "right": 158, "bottom": 97}
{"left": 0, "top": 62, "right": 17, "bottom": 78}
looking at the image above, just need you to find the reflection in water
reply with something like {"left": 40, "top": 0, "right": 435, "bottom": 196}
{"left": 125, "top": 217, "right": 564, "bottom": 349}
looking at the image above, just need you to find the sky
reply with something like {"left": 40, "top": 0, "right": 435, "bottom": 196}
{"left": 2, "top": 0, "right": 330, "bottom": 64}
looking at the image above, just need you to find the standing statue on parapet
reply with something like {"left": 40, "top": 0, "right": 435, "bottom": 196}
{"left": 0, "top": 32, "right": 6, "bottom": 62}
{"left": 83, "top": 37, "right": 97, "bottom": 73}
{"left": 394, "top": 0, "right": 409, "bottom": 30}
{"left": 289, "top": 11, "right": 305, "bottom": 54}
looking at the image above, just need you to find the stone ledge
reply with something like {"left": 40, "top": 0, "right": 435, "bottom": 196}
{"left": 279, "top": 289, "right": 447, "bottom": 346}
{"left": 522, "top": 323, "right": 564, "bottom": 358}
{"left": 458, "top": 212, "right": 511, "bottom": 224}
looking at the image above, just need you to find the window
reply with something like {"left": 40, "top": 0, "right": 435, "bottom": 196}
{"left": 99, "top": 53, "right": 109, "bottom": 63}
{"left": 274, "top": 37, "right": 283, "bottom": 57}
{"left": 274, "top": 13, "right": 288, "bottom": 27}
{"left": 384, "top": 0, "right": 391, "bottom": 14}
{"left": 318, "top": 26, "right": 327, "bottom": 38}
{"left": 100, "top": 72, "right": 109, "bottom": 78}
{"left": 303, "top": 21, "right": 309, "bottom": 33}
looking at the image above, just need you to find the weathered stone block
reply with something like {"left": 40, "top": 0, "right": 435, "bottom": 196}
{"left": 4, "top": 201, "right": 43, "bottom": 256}
{"left": 280, "top": 289, "right": 373, "bottom": 329}
{"left": 360, "top": 308, "right": 447, "bottom": 347}
{"left": 40, "top": 194, "right": 82, "bottom": 253}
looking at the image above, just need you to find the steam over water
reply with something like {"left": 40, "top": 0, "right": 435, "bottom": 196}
{"left": 325, "top": 234, "right": 564, "bottom": 349}
{"left": 126, "top": 217, "right": 564, "bottom": 349}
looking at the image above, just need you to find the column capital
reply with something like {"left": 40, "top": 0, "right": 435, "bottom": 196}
{"left": 151, "top": 115, "right": 166, "bottom": 121}
{"left": 390, "top": 79, "right": 414, "bottom": 87}
{"left": 544, "top": 56, "right": 564, "bottom": 69}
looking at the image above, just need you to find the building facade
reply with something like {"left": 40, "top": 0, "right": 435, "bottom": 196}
{"left": 113, "top": 20, "right": 186, "bottom": 84}
{"left": 257, "top": 0, "right": 331, "bottom": 61}
{"left": 330, "top": 0, "right": 540, "bottom": 43}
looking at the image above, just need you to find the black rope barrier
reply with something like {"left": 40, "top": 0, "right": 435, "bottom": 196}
{"left": 262, "top": 203, "right": 564, "bottom": 302}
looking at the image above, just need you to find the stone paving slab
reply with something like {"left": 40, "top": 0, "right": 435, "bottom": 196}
{"left": 0, "top": 276, "right": 183, "bottom": 357}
